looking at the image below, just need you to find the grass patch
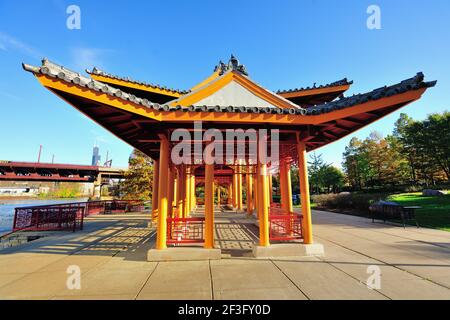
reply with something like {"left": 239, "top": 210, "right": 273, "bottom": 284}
{"left": 388, "top": 192, "right": 450, "bottom": 232}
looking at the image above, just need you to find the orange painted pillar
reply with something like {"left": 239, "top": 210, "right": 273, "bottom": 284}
{"left": 253, "top": 174, "right": 258, "bottom": 216}
{"left": 232, "top": 171, "right": 238, "bottom": 208}
{"left": 246, "top": 174, "right": 253, "bottom": 214}
{"left": 190, "top": 174, "right": 196, "bottom": 212}
{"left": 156, "top": 138, "right": 169, "bottom": 250}
{"left": 280, "top": 161, "right": 287, "bottom": 211}
{"left": 257, "top": 162, "right": 270, "bottom": 247}
{"left": 237, "top": 171, "right": 243, "bottom": 211}
{"left": 173, "top": 175, "right": 178, "bottom": 209}
{"left": 177, "top": 166, "right": 185, "bottom": 218}
{"left": 204, "top": 163, "right": 215, "bottom": 248}
{"left": 227, "top": 184, "right": 232, "bottom": 204}
{"left": 184, "top": 168, "right": 191, "bottom": 217}
{"left": 297, "top": 139, "right": 313, "bottom": 244}
{"left": 285, "top": 162, "right": 293, "bottom": 214}
{"left": 167, "top": 167, "right": 175, "bottom": 218}
{"left": 268, "top": 174, "right": 273, "bottom": 206}
{"left": 151, "top": 160, "right": 160, "bottom": 219}
{"left": 218, "top": 185, "right": 222, "bottom": 207}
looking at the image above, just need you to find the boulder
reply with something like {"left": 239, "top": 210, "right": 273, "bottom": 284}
{"left": 422, "top": 189, "right": 446, "bottom": 197}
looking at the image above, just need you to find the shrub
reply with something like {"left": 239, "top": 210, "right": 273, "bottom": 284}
{"left": 311, "top": 192, "right": 389, "bottom": 214}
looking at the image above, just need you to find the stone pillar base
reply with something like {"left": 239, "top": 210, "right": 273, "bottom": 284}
{"left": 252, "top": 243, "right": 324, "bottom": 258}
{"left": 147, "top": 247, "right": 222, "bottom": 262}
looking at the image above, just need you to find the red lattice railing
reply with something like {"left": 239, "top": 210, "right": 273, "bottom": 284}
{"left": 11, "top": 200, "right": 146, "bottom": 234}
{"left": 13, "top": 203, "right": 85, "bottom": 232}
{"left": 269, "top": 214, "right": 303, "bottom": 241}
{"left": 86, "top": 200, "right": 144, "bottom": 216}
{"left": 166, "top": 217, "right": 205, "bottom": 245}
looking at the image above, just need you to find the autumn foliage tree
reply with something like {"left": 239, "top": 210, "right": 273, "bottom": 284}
{"left": 343, "top": 111, "right": 450, "bottom": 190}
{"left": 120, "top": 149, "right": 154, "bottom": 200}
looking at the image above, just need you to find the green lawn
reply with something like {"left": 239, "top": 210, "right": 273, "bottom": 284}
{"left": 387, "top": 192, "right": 450, "bottom": 231}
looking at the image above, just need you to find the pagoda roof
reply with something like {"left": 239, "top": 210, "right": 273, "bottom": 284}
{"left": 22, "top": 57, "right": 436, "bottom": 158}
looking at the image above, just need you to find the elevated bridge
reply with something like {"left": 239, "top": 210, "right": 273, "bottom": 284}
{"left": 0, "top": 161, "right": 125, "bottom": 183}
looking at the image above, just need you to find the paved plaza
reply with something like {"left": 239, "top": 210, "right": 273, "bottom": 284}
{"left": 0, "top": 209, "right": 449, "bottom": 300}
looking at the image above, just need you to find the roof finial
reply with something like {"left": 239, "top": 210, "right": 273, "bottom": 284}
{"left": 226, "top": 54, "right": 248, "bottom": 76}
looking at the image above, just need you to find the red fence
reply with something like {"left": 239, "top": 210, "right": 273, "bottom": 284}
{"left": 12, "top": 200, "right": 146, "bottom": 233}
{"left": 85, "top": 200, "right": 144, "bottom": 216}
{"left": 269, "top": 213, "right": 303, "bottom": 241}
{"left": 13, "top": 203, "right": 85, "bottom": 232}
{"left": 166, "top": 217, "right": 205, "bottom": 245}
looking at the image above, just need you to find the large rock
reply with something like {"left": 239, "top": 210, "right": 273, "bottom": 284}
{"left": 422, "top": 189, "right": 446, "bottom": 197}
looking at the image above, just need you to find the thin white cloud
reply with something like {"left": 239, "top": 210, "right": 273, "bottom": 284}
{"left": 89, "top": 129, "right": 111, "bottom": 145}
{"left": 70, "top": 47, "right": 115, "bottom": 70}
{"left": 0, "top": 31, "right": 42, "bottom": 59}
{"left": 0, "top": 91, "right": 21, "bottom": 101}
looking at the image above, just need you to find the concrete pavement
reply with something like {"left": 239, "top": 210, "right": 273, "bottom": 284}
{"left": 0, "top": 209, "right": 449, "bottom": 300}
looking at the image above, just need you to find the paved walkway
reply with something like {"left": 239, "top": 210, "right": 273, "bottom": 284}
{"left": 0, "top": 209, "right": 449, "bottom": 300}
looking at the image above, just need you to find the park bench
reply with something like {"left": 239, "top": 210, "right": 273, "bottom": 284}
{"left": 369, "top": 201, "right": 420, "bottom": 228}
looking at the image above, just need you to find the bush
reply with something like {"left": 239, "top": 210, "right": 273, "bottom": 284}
{"left": 311, "top": 192, "right": 389, "bottom": 214}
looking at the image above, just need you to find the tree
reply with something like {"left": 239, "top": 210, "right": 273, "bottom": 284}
{"left": 307, "top": 153, "right": 344, "bottom": 194}
{"left": 320, "top": 166, "right": 345, "bottom": 193}
{"left": 120, "top": 149, "right": 154, "bottom": 200}
{"left": 308, "top": 152, "right": 327, "bottom": 194}
{"left": 342, "top": 137, "right": 366, "bottom": 189}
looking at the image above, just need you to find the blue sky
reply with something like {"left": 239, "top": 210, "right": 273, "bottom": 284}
{"left": 0, "top": 0, "right": 449, "bottom": 168}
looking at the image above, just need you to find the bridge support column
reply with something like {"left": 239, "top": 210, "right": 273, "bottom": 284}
{"left": 92, "top": 173, "right": 102, "bottom": 199}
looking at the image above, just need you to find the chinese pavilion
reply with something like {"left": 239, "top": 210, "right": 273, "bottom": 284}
{"left": 23, "top": 55, "right": 435, "bottom": 259}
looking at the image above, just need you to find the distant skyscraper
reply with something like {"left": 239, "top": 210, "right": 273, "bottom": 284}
{"left": 91, "top": 145, "right": 101, "bottom": 166}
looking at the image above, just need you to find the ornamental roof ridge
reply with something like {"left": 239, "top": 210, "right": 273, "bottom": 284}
{"left": 305, "top": 73, "right": 436, "bottom": 115}
{"left": 276, "top": 78, "right": 354, "bottom": 94}
{"left": 23, "top": 58, "right": 159, "bottom": 109}
{"left": 86, "top": 66, "right": 190, "bottom": 94}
